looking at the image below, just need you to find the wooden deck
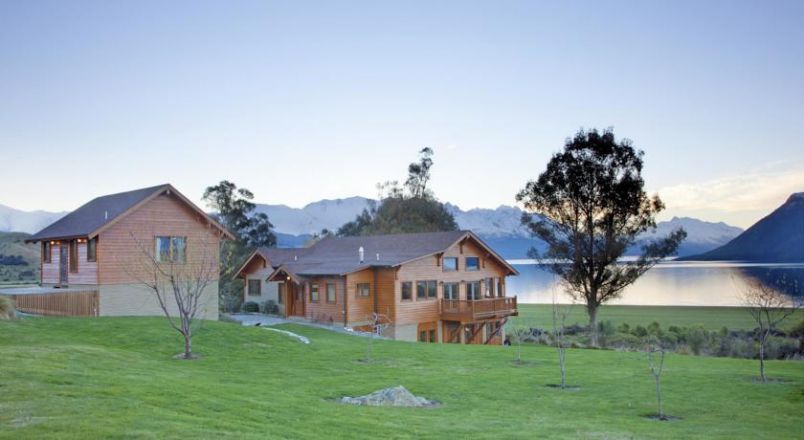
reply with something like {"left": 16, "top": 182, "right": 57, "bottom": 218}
{"left": 440, "top": 297, "right": 518, "bottom": 323}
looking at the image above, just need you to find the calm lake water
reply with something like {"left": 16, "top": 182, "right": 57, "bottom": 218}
{"left": 506, "top": 261, "right": 804, "bottom": 306}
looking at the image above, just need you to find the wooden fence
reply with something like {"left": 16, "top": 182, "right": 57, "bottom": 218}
{"left": 10, "top": 290, "right": 99, "bottom": 317}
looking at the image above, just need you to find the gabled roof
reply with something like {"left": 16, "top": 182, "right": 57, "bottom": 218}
{"left": 247, "top": 230, "right": 518, "bottom": 281}
{"left": 26, "top": 184, "right": 234, "bottom": 243}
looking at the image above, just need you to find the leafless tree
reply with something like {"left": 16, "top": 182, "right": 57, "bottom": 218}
{"left": 127, "top": 230, "right": 219, "bottom": 359}
{"left": 739, "top": 277, "right": 801, "bottom": 382}
{"left": 505, "top": 320, "right": 531, "bottom": 364}
{"left": 364, "top": 311, "right": 392, "bottom": 363}
{"left": 552, "top": 290, "right": 572, "bottom": 389}
{"left": 645, "top": 345, "right": 667, "bottom": 420}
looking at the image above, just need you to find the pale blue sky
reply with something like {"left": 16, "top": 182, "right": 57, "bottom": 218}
{"left": 1, "top": 0, "right": 802, "bottom": 227}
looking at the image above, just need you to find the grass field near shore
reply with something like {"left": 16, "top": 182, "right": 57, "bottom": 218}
{"left": 514, "top": 304, "right": 804, "bottom": 331}
{"left": 1, "top": 316, "right": 802, "bottom": 439}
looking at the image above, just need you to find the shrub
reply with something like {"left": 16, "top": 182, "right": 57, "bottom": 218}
{"left": 261, "top": 300, "right": 279, "bottom": 315}
{"left": 788, "top": 319, "right": 804, "bottom": 338}
{"left": 598, "top": 320, "right": 616, "bottom": 345}
{"left": 0, "top": 296, "right": 14, "bottom": 320}
{"left": 242, "top": 301, "right": 259, "bottom": 313}
{"left": 647, "top": 321, "right": 663, "bottom": 337}
{"left": 632, "top": 325, "right": 648, "bottom": 338}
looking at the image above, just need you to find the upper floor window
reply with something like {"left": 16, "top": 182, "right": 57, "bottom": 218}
{"left": 466, "top": 281, "right": 481, "bottom": 300}
{"left": 443, "top": 257, "right": 458, "bottom": 271}
{"left": 155, "top": 236, "right": 187, "bottom": 263}
{"left": 248, "top": 279, "right": 261, "bottom": 296}
{"left": 427, "top": 280, "right": 437, "bottom": 299}
{"left": 485, "top": 278, "right": 495, "bottom": 298}
{"left": 310, "top": 283, "right": 319, "bottom": 302}
{"left": 416, "top": 281, "right": 427, "bottom": 299}
{"left": 357, "top": 283, "right": 371, "bottom": 298}
{"left": 69, "top": 240, "right": 78, "bottom": 273}
{"left": 42, "top": 242, "right": 52, "bottom": 264}
{"left": 401, "top": 282, "right": 412, "bottom": 301}
{"left": 326, "top": 283, "right": 336, "bottom": 303}
{"left": 497, "top": 278, "right": 504, "bottom": 297}
{"left": 87, "top": 238, "right": 97, "bottom": 262}
{"left": 444, "top": 282, "right": 459, "bottom": 300}
{"left": 465, "top": 257, "right": 479, "bottom": 271}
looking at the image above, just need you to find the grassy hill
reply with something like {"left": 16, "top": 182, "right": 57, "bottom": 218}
{"left": 1, "top": 317, "right": 802, "bottom": 439}
{"left": 0, "top": 231, "right": 39, "bottom": 284}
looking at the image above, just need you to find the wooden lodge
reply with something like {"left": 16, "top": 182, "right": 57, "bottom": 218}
{"left": 237, "top": 230, "right": 519, "bottom": 345}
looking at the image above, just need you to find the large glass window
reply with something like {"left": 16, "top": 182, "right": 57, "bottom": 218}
{"left": 497, "top": 278, "right": 504, "bottom": 297}
{"left": 485, "top": 278, "right": 495, "bottom": 298}
{"left": 416, "top": 281, "right": 427, "bottom": 299}
{"left": 155, "top": 236, "right": 186, "bottom": 263}
{"left": 248, "top": 279, "right": 261, "bottom": 296}
{"left": 69, "top": 240, "right": 78, "bottom": 273}
{"left": 427, "top": 280, "right": 437, "bottom": 299}
{"left": 443, "top": 257, "right": 458, "bottom": 271}
{"left": 87, "top": 238, "right": 97, "bottom": 262}
{"left": 42, "top": 242, "right": 52, "bottom": 263}
{"left": 401, "top": 282, "right": 412, "bottom": 301}
{"left": 465, "top": 257, "right": 479, "bottom": 271}
{"left": 443, "top": 282, "right": 460, "bottom": 300}
{"left": 466, "top": 281, "right": 481, "bottom": 300}
{"left": 326, "top": 283, "right": 336, "bottom": 303}
{"left": 310, "top": 283, "right": 319, "bottom": 302}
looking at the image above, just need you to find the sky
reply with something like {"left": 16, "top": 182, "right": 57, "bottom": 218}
{"left": 0, "top": 0, "right": 802, "bottom": 228}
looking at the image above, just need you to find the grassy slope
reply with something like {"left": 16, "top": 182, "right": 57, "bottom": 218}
{"left": 515, "top": 304, "right": 804, "bottom": 331}
{"left": 1, "top": 318, "right": 802, "bottom": 439}
{"left": 0, "top": 231, "right": 38, "bottom": 284}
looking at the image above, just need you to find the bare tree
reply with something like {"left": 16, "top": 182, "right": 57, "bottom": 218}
{"left": 128, "top": 231, "right": 219, "bottom": 359}
{"left": 505, "top": 321, "right": 531, "bottom": 364}
{"left": 552, "top": 290, "right": 572, "bottom": 389}
{"left": 646, "top": 345, "right": 667, "bottom": 420}
{"left": 364, "top": 312, "right": 392, "bottom": 363}
{"left": 739, "top": 277, "right": 801, "bottom": 382}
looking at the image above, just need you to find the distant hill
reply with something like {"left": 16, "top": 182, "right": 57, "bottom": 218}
{"left": 680, "top": 192, "right": 804, "bottom": 262}
{"left": 0, "top": 204, "right": 66, "bottom": 234}
{"left": 0, "top": 231, "right": 39, "bottom": 284}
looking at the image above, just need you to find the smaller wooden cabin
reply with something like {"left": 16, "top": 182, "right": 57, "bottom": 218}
{"left": 18, "top": 184, "right": 232, "bottom": 318}
{"left": 237, "top": 230, "right": 518, "bottom": 344}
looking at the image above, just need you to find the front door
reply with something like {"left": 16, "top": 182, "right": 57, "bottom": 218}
{"left": 59, "top": 242, "right": 69, "bottom": 285}
{"left": 290, "top": 283, "right": 305, "bottom": 317}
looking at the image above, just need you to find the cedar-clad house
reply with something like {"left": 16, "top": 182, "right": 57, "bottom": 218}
{"left": 237, "top": 230, "right": 519, "bottom": 344}
{"left": 22, "top": 184, "right": 232, "bottom": 319}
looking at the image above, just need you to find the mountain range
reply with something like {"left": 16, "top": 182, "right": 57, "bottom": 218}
{"left": 0, "top": 197, "right": 745, "bottom": 260}
{"left": 680, "top": 192, "right": 804, "bottom": 262}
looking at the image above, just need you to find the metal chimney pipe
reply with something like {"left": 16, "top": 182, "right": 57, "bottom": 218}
{"left": 359, "top": 246, "right": 364, "bottom": 263}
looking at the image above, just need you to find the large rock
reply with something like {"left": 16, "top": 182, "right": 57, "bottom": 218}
{"left": 340, "top": 386, "right": 438, "bottom": 407}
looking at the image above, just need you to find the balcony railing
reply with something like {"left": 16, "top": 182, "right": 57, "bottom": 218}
{"left": 440, "top": 297, "right": 518, "bottom": 322}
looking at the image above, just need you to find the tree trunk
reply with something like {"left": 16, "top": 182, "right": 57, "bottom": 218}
{"left": 655, "top": 374, "right": 663, "bottom": 418}
{"left": 183, "top": 330, "right": 193, "bottom": 359}
{"left": 587, "top": 304, "right": 599, "bottom": 346}
{"left": 559, "top": 348, "right": 566, "bottom": 389}
{"left": 759, "top": 332, "right": 766, "bottom": 382}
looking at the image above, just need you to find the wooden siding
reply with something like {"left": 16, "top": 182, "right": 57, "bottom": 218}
{"left": 304, "top": 277, "right": 345, "bottom": 324}
{"left": 345, "top": 269, "right": 375, "bottom": 325}
{"left": 41, "top": 241, "right": 98, "bottom": 285}
{"left": 394, "top": 239, "right": 509, "bottom": 326}
{"left": 97, "top": 193, "right": 221, "bottom": 285}
{"left": 11, "top": 290, "right": 99, "bottom": 317}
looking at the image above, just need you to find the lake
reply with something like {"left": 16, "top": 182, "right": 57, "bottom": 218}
{"left": 506, "top": 260, "right": 804, "bottom": 306}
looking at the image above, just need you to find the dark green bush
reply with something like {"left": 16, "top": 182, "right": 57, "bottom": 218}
{"left": 243, "top": 301, "right": 259, "bottom": 313}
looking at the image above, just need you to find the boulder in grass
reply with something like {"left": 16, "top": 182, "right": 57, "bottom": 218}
{"left": 340, "top": 386, "right": 438, "bottom": 408}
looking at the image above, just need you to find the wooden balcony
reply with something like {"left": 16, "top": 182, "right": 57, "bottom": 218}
{"left": 440, "top": 297, "right": 518, "bottom": 323}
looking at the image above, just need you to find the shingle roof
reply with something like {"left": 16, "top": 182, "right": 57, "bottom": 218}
{"left": 26, "top": 184, "right": 234, "bottom": 243}
{"left": 260, "top": 230, "right": 517, "bottom": 278}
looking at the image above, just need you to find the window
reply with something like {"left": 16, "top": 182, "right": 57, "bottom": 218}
{"left": 466, "top": 281, "right": 481, "bottom": 300}
{"left": 429, "top": 330, "right": 436, "bottom": 343}
{"left": 310, "top": 283, "right": 319, "bottom": 302}
{"left": 326, "top": 283, "right": 336, "bottom": 303}
{"left": 69, "top": 240, "right": 78, "bottom": 273}
{"left": 427, "top": 280, "right": 437, "bottom": 299}
{"left": 419, "top": 331, "right": 427, "bottom": 342}
{"left": 401, "top": 282, "right": 412, "bottom": 301}
{"left": 357, "top": 283, "right": 371, "bottom": 298}
{"left": 444, "top": 282, "right": 459, "bottom": 300}
{"left": 87, "top": 238, "right": 97, "bottom": 262}
{"left": 278, "top": 283, "right": 284, "bottom": 304}
{"left": 248, "top": 279, "right": 261, "bottom": 296}
{"left": 443, "top": 257, "right": 458, "bottom": 271}
{"left": 485, "top": 278, "right": 495, "bottom": 298}
{"left": 416, "top": 281, "right": 426, "bottom": 299}
{"left": 497, "top": 278, "right": 504, "bottom": 297}
{"left": 42, "top": 242, "right": 52, "bottom": 263}
{"left": 155, "top": 236, "right": 187, "bottom": 263}
{"left": 465, "top": 257, "right": 479, "bottom": 271}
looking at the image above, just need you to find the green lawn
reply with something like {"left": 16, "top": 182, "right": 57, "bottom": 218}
{"left": 515, "top": 304, "right": 804, "bottom": 331}
{"left": 1, "top": 317, "right": 802, "bottom": 439}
